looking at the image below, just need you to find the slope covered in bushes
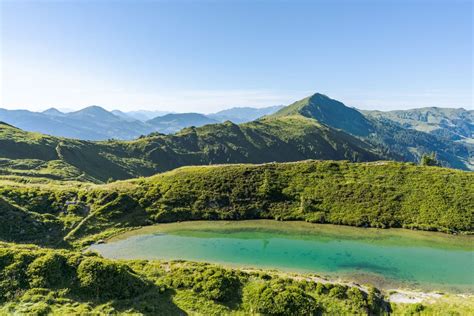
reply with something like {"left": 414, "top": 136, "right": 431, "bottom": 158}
{"left": 0, "top": 242, "right": 389, "bottom": 315}
{"left": 0, "top": 160, "right": 471, "bottom": 249}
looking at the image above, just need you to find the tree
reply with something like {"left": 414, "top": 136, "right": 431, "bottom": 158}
{"left": 420, "top": 152, "right": 440, "bottom": 167}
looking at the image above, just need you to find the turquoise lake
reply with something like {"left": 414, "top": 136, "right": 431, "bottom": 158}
{"left": 90, "top": 220, "right": 474, "bottom": 292}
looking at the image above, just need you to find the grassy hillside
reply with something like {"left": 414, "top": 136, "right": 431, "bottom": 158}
{"left": 1, "top": 160, "right": 471, "bottom": 249}
{"left": 273, "top": 93, "right": 374, "bottom": 137}
{"left": 0, "top": 160, "right": 472, "bottom": 315}
{"left": 0, "top": 242, "right": 391, "bottom": 315}
{"left": 271, "top": 93, "right": 473, "bottom": 170}
{"left": 0, "top": 116, "right": 382, "bottom": 183}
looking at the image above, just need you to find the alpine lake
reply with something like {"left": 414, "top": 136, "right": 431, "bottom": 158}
{"left": 90, "top": 220, "right": 474, "bottom": 293}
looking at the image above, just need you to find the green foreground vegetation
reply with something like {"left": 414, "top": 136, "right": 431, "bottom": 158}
{"left": 0, "top": 159, "right": 472, "bottom": 314}
{"left": 1, "top": 242, "right": 472, "bottom": 315}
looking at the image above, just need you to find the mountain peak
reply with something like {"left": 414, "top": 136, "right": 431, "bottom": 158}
{"left": 42, "top": 108, "right": 64, "bottom": 116}
{"left": 273, "top": 93, "right": 373, "bottom": 136}
{"left": 80, "top": 105, "right": 108, "bottom": 113}
{"left": 70, "top": 105, "right": 113, "bottom": 117}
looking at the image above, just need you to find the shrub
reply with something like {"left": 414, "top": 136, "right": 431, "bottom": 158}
{"left": 27, "top": 253, "right": 72, "bottom": 289}
{"left": 167, "top": 265, "right": 241, "bottom": 302}
{"left": 243, "top": 281, "right": 319, "bottom": 315}
{"left": 77, "top": 257, "right": 147, "bottom": 299}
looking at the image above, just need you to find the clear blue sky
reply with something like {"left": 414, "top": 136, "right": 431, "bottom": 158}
{"left": 1, "top": 0, "right": 472, "bottom": 112}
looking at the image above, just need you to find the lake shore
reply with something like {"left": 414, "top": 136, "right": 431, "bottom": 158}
{"left": 91, "top": 220, "right": 474, "bottom": 295}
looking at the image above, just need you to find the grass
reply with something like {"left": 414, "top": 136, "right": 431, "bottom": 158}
{"left": 0, "top": 160, "right": 472, "bottom": 249}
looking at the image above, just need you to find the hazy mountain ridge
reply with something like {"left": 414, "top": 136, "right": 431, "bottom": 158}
{"left": 146, "top": 113, "right": 219, "bottom": 134}
{"left": 0, "top": 105, "right": 284, "bottom": 139}
{"left": 209, "top": 105, "right": 284, "bottom": 123}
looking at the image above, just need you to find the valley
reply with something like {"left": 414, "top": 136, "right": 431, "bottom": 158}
{"left": 2, "top": 1, "right": 472, "bottom": 314}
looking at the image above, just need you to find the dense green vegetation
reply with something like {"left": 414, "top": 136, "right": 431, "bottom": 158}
{"left": 0, "top": 160, "right": 471, "bottom": 250}
{"left": 0, "top": 242, "right": 392, "bottom": 315}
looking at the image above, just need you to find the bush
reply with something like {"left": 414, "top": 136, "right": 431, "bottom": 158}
{"left": 77, "top": 257, "right": 147, "bottom": 299}
{"left": 406, "top": 303, "right": 425, "bottom": 314}
{"left": 243, "top": 281, "right": 319, "bottom": 315}
{"left": 167, "top": 265, "right": 241, "bottom": 302}
{"left": 27, "top": 253, "right": 72, "bottom": 289}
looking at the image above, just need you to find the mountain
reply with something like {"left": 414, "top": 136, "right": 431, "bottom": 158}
{"left": 0, "top": 106, "right": 151, "bottom": 140}
{"left": 209, "top": 105, "right": 284, "bottom": 123}
{"left": 0, "top": 92, "right": 472, "bottom": 183}
{"left": 124, "top": 109, "right": 171, "bottom": 121}
{"left": 0, "top": 110, "right": 383, "bottom": 183}
{"left": 0, "top": 106, "right": 283, "bottom": 138}
{"left": 273, "top": 94, "right": 373, "bottom": 136}
{"left": 269, "top": 93, "right": 473, "bottom": 170}
{"left": 147, "top": 113, "right": 219, "bottom": 134}
{"left": 362, "top": 107, "right": 474, "bottom": 143}
{"left": 110, "top": 109, "right": 141, "bottom": 122}
{"left": 42, "top": 107, "right": 65, "bottom": 116}
{"left": 0, "top": 109, "right": 84, "bottom": 139}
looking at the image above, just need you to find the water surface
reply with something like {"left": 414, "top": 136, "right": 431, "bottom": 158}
{"left": 90, "top": 220, "right": 474, "bottom": 292}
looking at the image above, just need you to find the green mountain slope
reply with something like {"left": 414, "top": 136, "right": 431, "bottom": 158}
{"left": 274, "top": 93, "right": 373, "bottom": 137}
{"left": 271, "top": 93, "right": 472, "bottom": 170}
{"left": 1, "top": 92, "right": 471, "bottom": 183}
{"left": 0, "top": 116, "right": 382, "bottom": 182}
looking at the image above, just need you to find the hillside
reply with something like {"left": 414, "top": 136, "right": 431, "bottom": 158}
{"left": 1, "top": 93, "right": 472, "bottom": 181}
{"left": 0, "top": 105, "right": 284, "bottom": 140}
{"left": 1, "top": 160, "right": 471, "bottom": 250}
{"left": 0, "top": 241, "right": 391, "bottom": 315}
{"left": 0, "top": 116, "right": 382, "bottom": 182}
{"left": 271, "top": 93, "right": 473, "bottom": 170}
{"left": 273, "top": 94, "right": 373, "bottom": 137}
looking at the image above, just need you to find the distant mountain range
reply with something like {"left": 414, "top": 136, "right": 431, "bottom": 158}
{"left": 362, "top": 107, "right": 473, "bottom": 143}
{"left": 209, "top": 105, "right": 284, "bottom": 123}
{"left": 1, "top": 93, "right": 472, "bottom": 184}
{"left": 0, "top": 105, "right": 283, "bottom": 140}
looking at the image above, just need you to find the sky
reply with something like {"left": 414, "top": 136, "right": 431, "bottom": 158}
{"left": 1, "top": 0, "right": 472, "bottom": 113}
